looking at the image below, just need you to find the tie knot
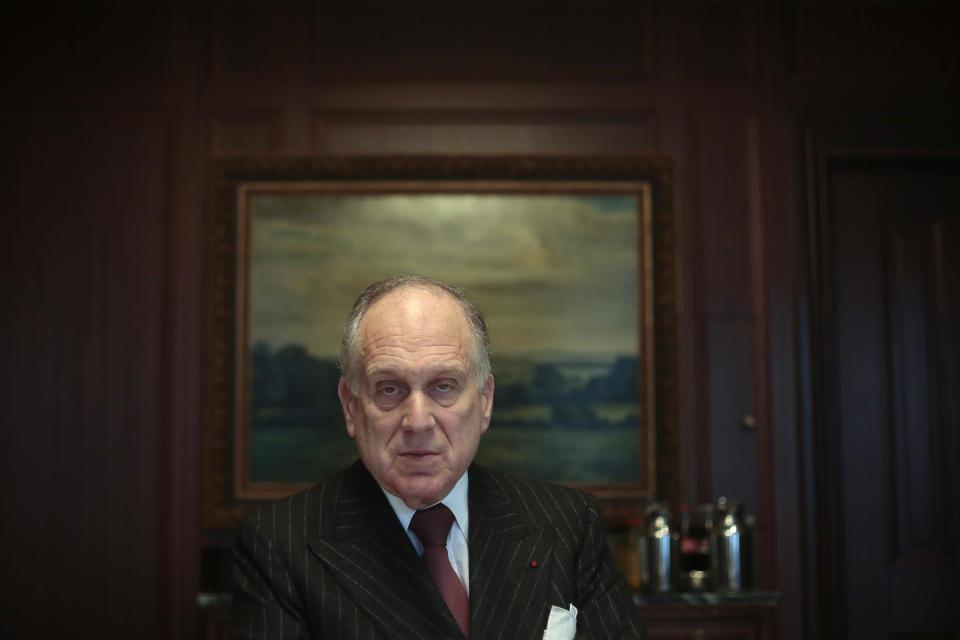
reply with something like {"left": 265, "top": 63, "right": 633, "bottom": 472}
{"left": 409, "top": 503, "right": 455, "bottom": 547}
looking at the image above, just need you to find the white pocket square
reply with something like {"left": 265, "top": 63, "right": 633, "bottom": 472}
{"left": 542, "top": 603, "right": 578, "bottom": 640}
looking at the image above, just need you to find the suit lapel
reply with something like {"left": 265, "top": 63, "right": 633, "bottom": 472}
{"left": 307, "top": 463, "right": 464, "bottom": 639}
{"left": 467, "top": 465, "right": 557, "bottom": 640}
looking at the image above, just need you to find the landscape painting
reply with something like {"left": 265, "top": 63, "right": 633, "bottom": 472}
{"left": 245, "top": 189, "right": 646, "bottom": 487}
{"left": 203, "top": 155, "right": 677, "bottom": 529}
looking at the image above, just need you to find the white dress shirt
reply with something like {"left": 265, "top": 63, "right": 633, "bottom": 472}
{"left": 381, "top": 473, "right": 470, "bottom": 595}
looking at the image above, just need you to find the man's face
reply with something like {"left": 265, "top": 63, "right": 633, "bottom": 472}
{"left": 337, "top": 288, "right": 494, "bottom": 509}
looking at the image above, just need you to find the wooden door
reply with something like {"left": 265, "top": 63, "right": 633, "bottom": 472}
{"left": 814, "top": 150, "right": 960, "bottom": 639}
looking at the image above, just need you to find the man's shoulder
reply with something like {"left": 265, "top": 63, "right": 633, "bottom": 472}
{"left": 469, "top": 465, "right": 599, "bottom": 524}
{"left": 472, "top": 464, "right": 596, "bottom": 500}
{"left": 236, "top": 461, "right": 367, "bottom": 535}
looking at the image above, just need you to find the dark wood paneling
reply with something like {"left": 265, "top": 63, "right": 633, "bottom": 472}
{"left": 211, "top": 1, "right": 301, "bottom": 81}
{"left": 1, "top": 4, "right": 175, "bottom": 83}
{"left": 0, "top": 114, "right": 173, "bottom": 637}
{"left": 761, "top": 117, "right": 802, "bottom": 635}
{"left": 707, "top": 320, "right": 759, "bottom": 514}
{"left": 687, "top": 111, "right": 777, "bottom": 592}
{"left": 884, "top": 217, "right": 953, "bottom": 563}
{"left": 314, "top": 111, "right": 659, "bottom": 154}
{"left": 210, "top": 111, "right": 284, "bottom": 155}
{"left": 689, "top": 113, "right": 764, "bottom": 513}
{"left": 691, "top": 113, "right": 760, "bottom": 317}
{"left": 643, "top": 602, "right": 778, "bottom": 640}
{"left": 683, "top": 1, "right": 759, "bottom": 78}
{"left": 311, "top": 2, "right": 657, "bottom": 80}
{"left": 786, "top": 2, "right": 959, "bottom": 78}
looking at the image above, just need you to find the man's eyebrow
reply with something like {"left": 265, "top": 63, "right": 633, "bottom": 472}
{"left": 428, "top": 367, "right": 467, "bottom": 380}
{"left": 365, "top": 364, "right": 467, "bottom": 380}
{"left": 365, "top": 366, "right": 401, "bottom": 380}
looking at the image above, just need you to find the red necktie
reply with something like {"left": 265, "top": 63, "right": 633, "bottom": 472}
{"left": 409, "top": 504, "right": 470, "bottom": 638}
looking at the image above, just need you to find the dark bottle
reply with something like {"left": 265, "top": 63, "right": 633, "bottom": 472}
{"left": 677, "top": 504, "right": 694, "bottom": 569}
{"left": 689, "top": 503, "right": 713, "bottom": 573}
{"left": 677, "top": 503, "right": 712, "bottom": 590}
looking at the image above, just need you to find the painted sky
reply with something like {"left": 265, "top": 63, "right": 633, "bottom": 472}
{"left": 249, "top": 192, "right": 640, "bottom": 359}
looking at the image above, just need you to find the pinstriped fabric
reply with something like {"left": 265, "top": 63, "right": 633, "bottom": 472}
{"left": 230, "top": 461, "right": 645, "bottom": 639}
{"left": 467, "top": 469, "right": 645, "bottom": 639}
{"left": 231, "top": 462, "right": 461, "bottom": 640}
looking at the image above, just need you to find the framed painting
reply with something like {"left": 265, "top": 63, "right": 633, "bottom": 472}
{"left": 203, "top": 156, "right": 678, "bottom": 529}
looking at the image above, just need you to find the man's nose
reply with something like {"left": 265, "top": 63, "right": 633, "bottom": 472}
{"left": 401, "top": 390, "right": 435, "bottom": 431}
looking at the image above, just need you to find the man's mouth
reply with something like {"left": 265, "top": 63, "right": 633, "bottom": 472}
{"left": 399, "top": 450, "right": 438, "bottom": 460}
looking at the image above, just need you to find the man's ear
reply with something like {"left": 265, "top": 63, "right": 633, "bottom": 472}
{"left": 479, "top": 374, "right": 494, "bottom": 434}
{"left": 337, "top": 378, "right": 358, "bottom": 438}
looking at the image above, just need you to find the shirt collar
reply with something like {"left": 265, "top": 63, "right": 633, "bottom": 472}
{"left": 381, "top": 471, "right": 470, "bottom": 538}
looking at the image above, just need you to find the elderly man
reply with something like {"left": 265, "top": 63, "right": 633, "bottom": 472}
{"left": 230, "top": 275, "right": 645, "bottom": 640}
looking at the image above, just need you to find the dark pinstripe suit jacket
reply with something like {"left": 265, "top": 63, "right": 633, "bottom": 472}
{"left": 230, "top": 460, "right": 645, "bottom": 640}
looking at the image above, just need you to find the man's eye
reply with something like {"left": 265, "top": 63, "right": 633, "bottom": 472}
{"left": 434, "top": 382, "right": 455, "bottom": 393}
{"left": 380, "top": 385, "right": 401, "bottom": 396}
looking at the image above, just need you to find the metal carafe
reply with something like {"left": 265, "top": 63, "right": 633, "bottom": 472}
{"left": 711, "top": 497, "right": 746, "bottom": 591}
{"left": 642, "top": 502, "right": 678, "bottom": 592}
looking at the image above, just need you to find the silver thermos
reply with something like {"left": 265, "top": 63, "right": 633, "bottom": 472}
{"left": 711, "top": 497, "right": 753, "bottom": 591}
{"left": 641, "top": 503, "right": 678, "bottom": 592}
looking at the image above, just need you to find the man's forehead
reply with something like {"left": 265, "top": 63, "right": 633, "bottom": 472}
{"left": 359, "top": 338, "right": 473, "bottom": 384}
